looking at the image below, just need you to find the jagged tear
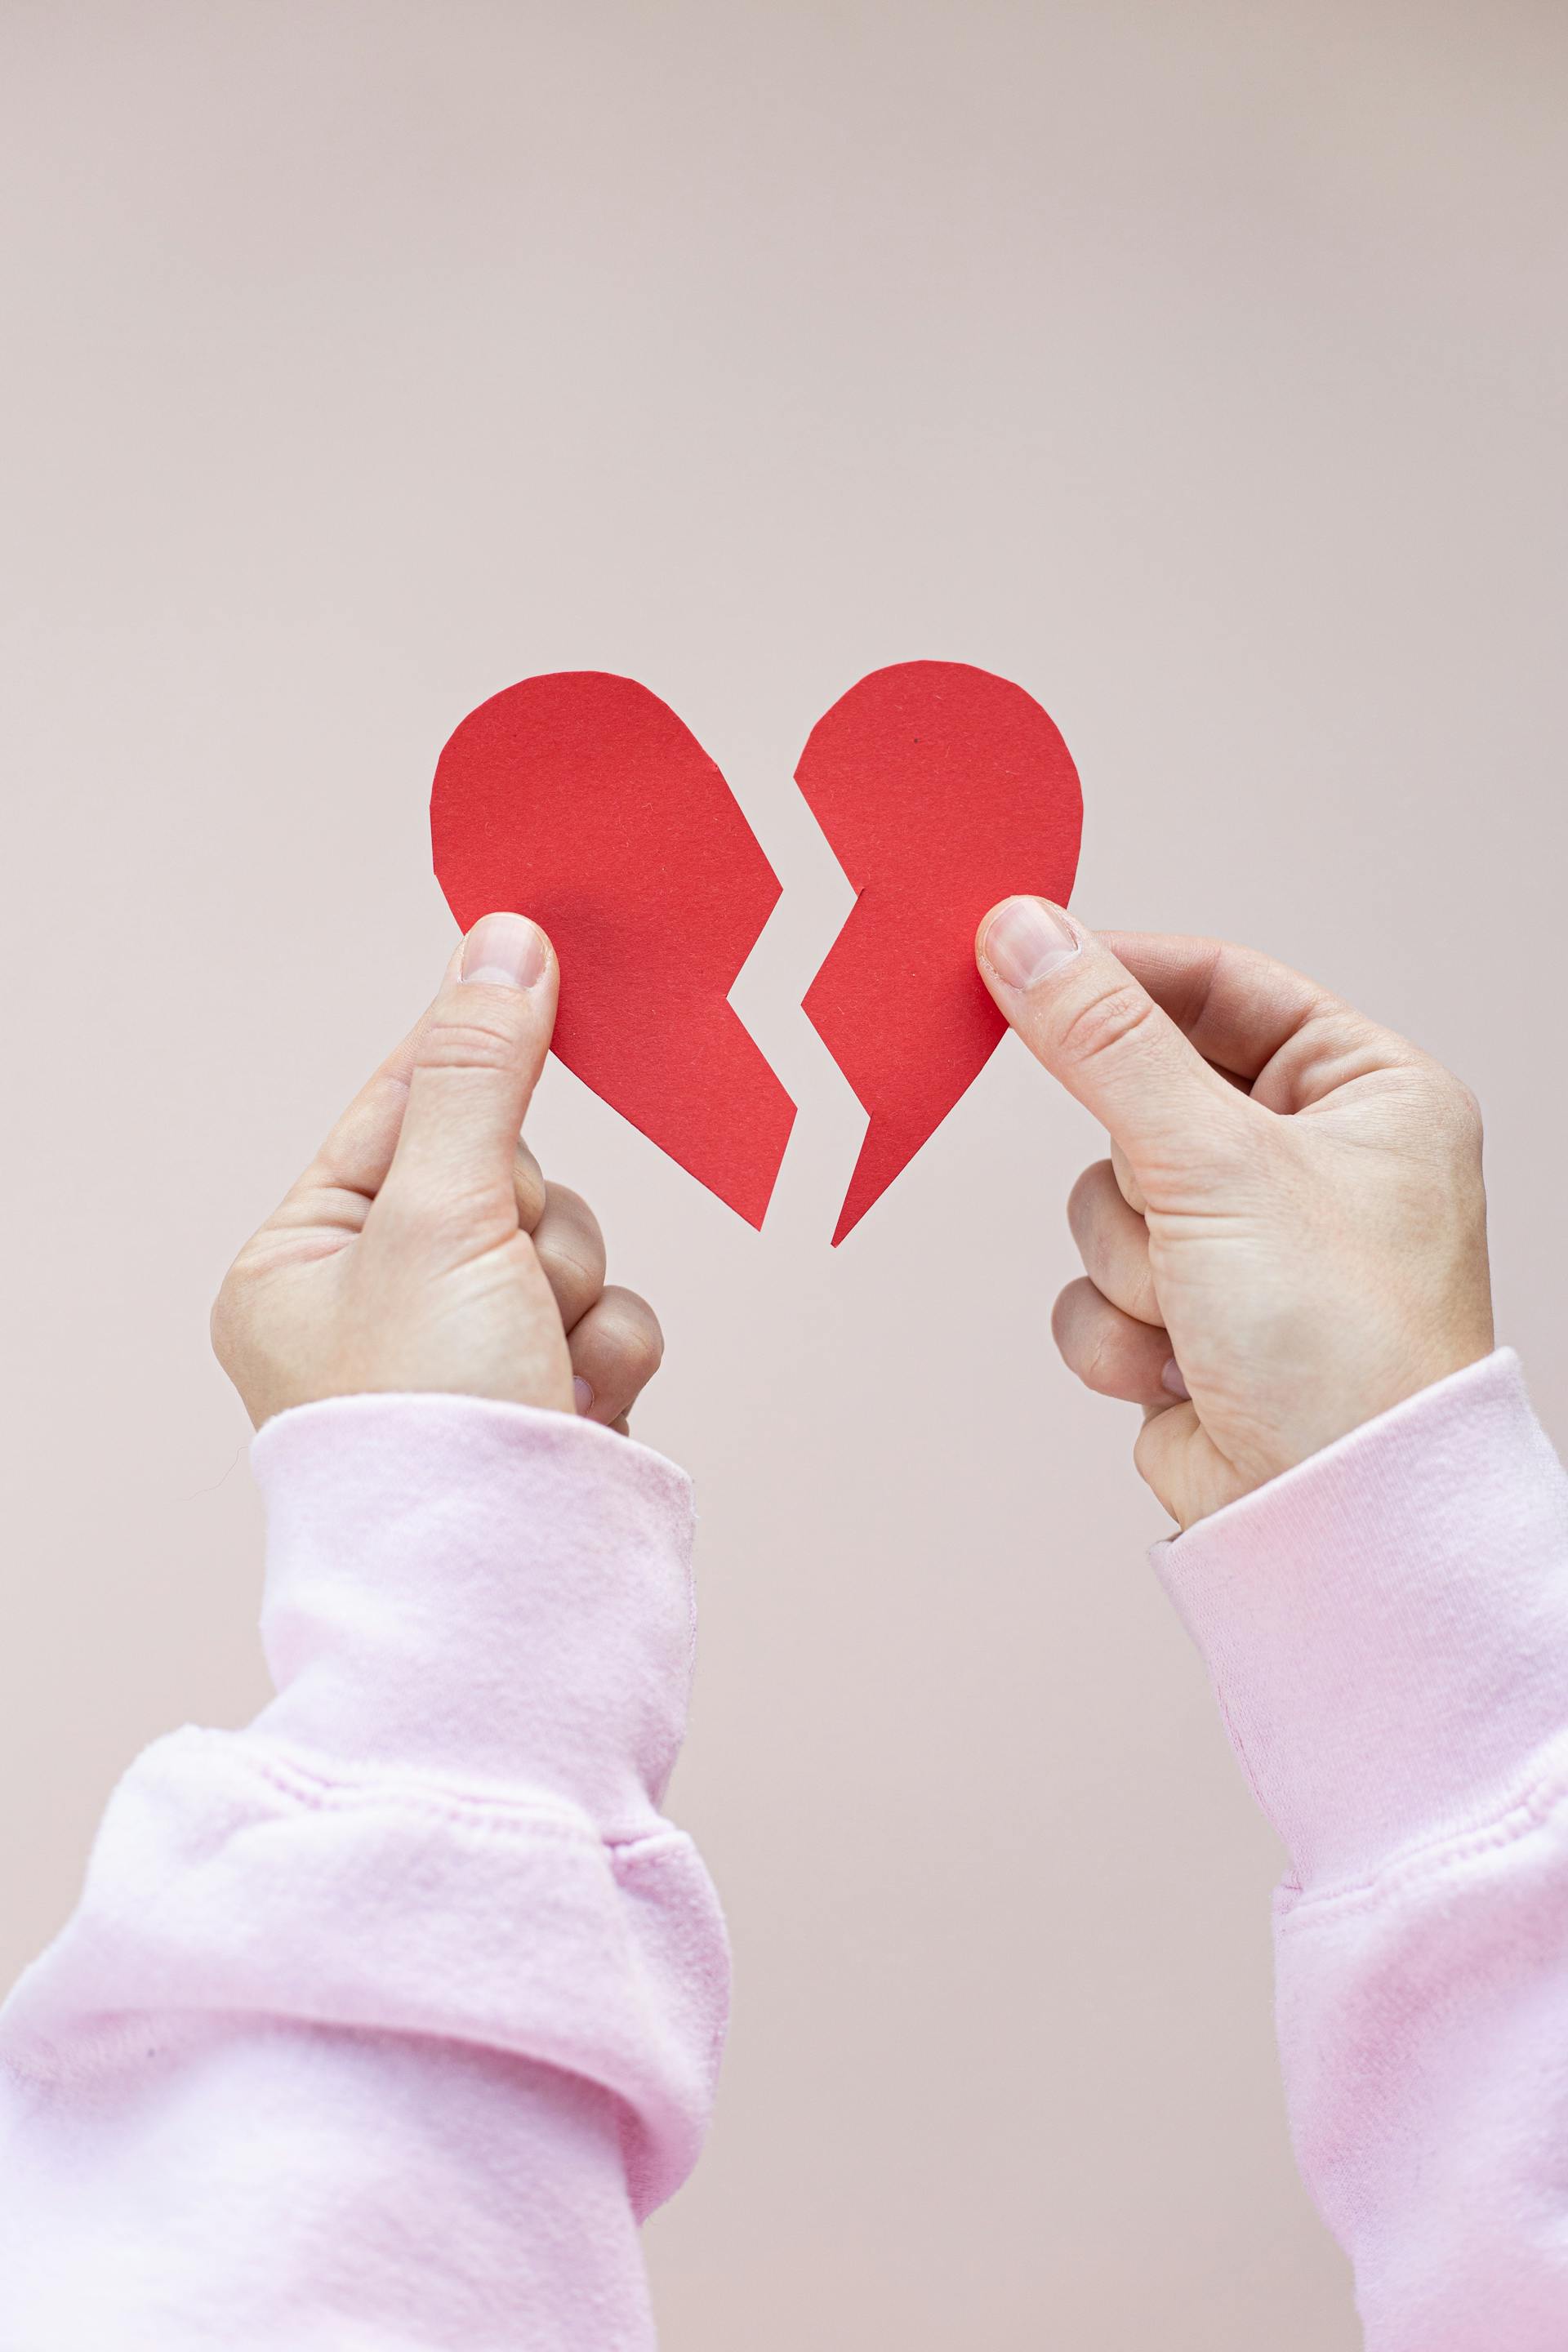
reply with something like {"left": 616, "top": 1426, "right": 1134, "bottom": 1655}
{"left": 433, "top": 671, "right": 795, "bottom": 1228}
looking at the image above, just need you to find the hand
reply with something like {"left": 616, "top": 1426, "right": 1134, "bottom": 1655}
{"left": 213, "top": 912, "right": 663, "bottom": 1435}
{"left": 976, "top": 900, "right": 1494, "bottom": 1530}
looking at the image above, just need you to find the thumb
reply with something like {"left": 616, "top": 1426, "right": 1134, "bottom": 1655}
{"left": 381, "top": 912, "right": 559, "bottom": 1223}
{"left": 976, "top": 898, "right": 1239, "bottom": 1166}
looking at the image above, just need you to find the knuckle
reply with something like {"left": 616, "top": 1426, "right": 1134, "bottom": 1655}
{"left": 512, "top": 1161, "right": 550, "bottom": 1232}
{"left": 1131, "top": 1415, "right": 1163, "bottom": 1486}
{"left": 540, "top": 1244, "right": 603, "bottom": 1318}
{"left": 607, "top": 1295, "right": 664, "bottom": 1387}
{"left": 1441, "top": 1075, "right": 1485, "bottom": 1150}
{"left": 1057, "top": 981, "right": 1158, "bottom": 1071}
{"left": 1077, "top": 1312, "right": 1114, "bottom": 1392}
{"left": 1049, "top": 1276, "right": 1094, "bottom": 1365}
{"left": 209, "top": 1256, "right": 262, "bottom": 1373}
{"left": 380, "top": 1171, "right": 514, "bottom": 1250}
{"left": 414, "top": 1004, "right": 529, "bottom": 1076}
{"left": 1109, "top": 1143, "right": 1147, "bottom": 1214}
{"left": 544, "top": 1183, "right": 604, "bottom": 1256}
{"left": 208, "top": 1282, "right": 238, "bottom": 1366}
{"left": 1081, "top": 1303, "right": 1135, "bottom": 1398}
{"left": 621, "top": 1326, "right": 664, "bottom": 1390}
{"left": 1400, "top": 1060, "right": 1485, "bottom": 1161}
{"left": 537, "top": 1187, "right": 607, "bottom": 1306}
{"left": 1066, "top": 1159, "right": 1116, "bottom": 1243}
{"left": 512, "top": 1149, "right": 547, "bottom": 1229}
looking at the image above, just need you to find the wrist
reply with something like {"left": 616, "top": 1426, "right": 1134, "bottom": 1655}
{"left": 1156, "top": 1348, "right": 1567, "bottom": 1891}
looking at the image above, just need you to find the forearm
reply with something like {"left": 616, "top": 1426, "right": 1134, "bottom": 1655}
{"left": 0, "top": 1396, "right": 727, "bottom": 2350}
{"left": 1157, "top": 1352, "right": 1568, "bottom": 2348}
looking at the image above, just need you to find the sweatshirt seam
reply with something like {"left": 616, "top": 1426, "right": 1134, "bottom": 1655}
{"left": 1209, "top": 1677, "right": 1274, "bottom": 1824}
{"left": 1278, "top": 1748, "right": 1568, "bottom": 1929}
{"left": 252, "top": 1388, "right": 694, "bottom": 1508}
{"left": 159, "top": 1731, "right": 687, "bottom": 1858}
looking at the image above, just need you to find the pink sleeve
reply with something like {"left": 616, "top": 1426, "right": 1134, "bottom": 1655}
{"left": 0, "top": 1396, "right": 728, "bottom": 2351}
{"left": 1156, "top": 1348, "right": 1568, "bottom": 2350}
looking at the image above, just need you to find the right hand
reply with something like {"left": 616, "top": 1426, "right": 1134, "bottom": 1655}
{"left": 213, "top": 912, "right": 663, "bottom": 1437}
{"left": 975, "top": 900, "right": 1495, "bottom": 1531}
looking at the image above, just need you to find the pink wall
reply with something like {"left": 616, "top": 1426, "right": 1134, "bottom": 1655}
{"left": 2, "top": 3, "right": 1565, "bottom": 2342}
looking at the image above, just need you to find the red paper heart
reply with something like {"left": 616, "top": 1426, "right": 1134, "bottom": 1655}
{"left": 431, "top": 671, "right": 795, "bottom": 1227}
{"left": 430, "top": 662, "right": 1081, "bottom": 1239}
{"left": 799, "top": 662, "right": 1082, "bottom": 1242}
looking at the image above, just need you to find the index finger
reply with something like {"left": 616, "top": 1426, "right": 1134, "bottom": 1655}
{"left": 1097, "top": 931, "right": 1412, "bottom": 1109}
{"left": 1095, "top": 933, "right": 1328, "bottom": 1081}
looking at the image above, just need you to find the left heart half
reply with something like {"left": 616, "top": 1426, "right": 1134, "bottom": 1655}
{"left": 432, "top": 671, "right": 795, "bottom": 1227}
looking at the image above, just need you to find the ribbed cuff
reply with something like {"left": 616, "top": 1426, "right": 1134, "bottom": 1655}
{"left": 251, "top": 1394, "right": 697, "bottom": 1833}
{"left": 1155, "top": 1350, "right": 1568, "bottom": 1891}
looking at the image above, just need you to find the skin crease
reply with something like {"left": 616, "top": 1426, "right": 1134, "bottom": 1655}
{"left": 212, "top": 912, "right": 664, "bottom": 1439}
{"left": 975, "top": 901, "right": 1495, "bottom": 1533}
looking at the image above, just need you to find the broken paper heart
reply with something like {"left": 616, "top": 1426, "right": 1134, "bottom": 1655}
{"left": 430, "top": 662, "right": 1083, "bottom": 1240}
{"left": 796, "top": 662, "right": 1083, "bottom": 1241}
{"left": 430, "top": 671, "right": 796, "bottom": 1229}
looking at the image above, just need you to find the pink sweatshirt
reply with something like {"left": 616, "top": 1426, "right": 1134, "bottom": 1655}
{"left": 2, "top": 1350, "right": 1566, "bottom": 2346}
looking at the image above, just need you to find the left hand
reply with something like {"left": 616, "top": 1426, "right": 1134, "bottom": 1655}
{"left": 212, "top": 912, "right": 663, "bottom": 1435}
{"left": 974, "top": 902, "right": 1494, "bottom": 1529}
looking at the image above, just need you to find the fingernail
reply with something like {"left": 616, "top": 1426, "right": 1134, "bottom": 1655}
{"left": 1161, "top": 1358, "right": 1190, "bottom": 1401}
{"left": 460, "top": 912, "right": 549, "bottom": 991}
{"left": 980, "top": 898, "right": 1081, "bottom": 990}
{"left": 572, "top": 1374, "right": 594, "bottom": 1415}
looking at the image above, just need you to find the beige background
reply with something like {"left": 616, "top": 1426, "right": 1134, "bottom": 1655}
{"left": 3, "top": 3, "right": 1566, "bottom": 2344}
